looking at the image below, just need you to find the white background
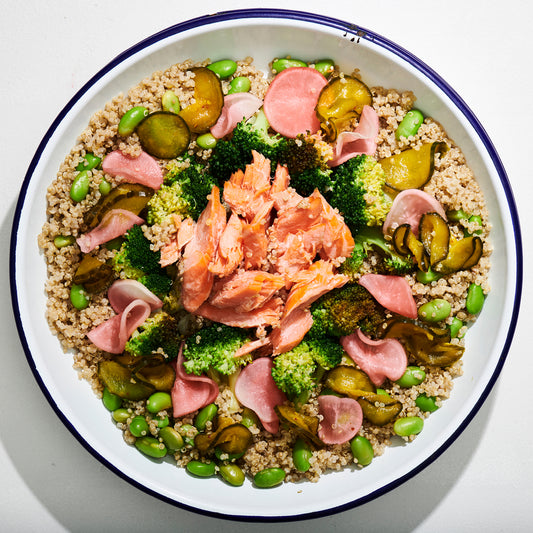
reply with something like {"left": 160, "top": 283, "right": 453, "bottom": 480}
{"left": 1, "top": 1, "right": 531, "bottom": 531}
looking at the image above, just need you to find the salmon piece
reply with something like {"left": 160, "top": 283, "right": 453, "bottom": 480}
{"left": 209, "top": 212, "right": 244, "bottom": 277}
{"left": 209, "top": 270, "right": 285, "bottom": 312}
{"left": 242, "top": 200, "right": 274, "bottom": 270}
{"left": 177, "top": 217, "right": 196, "bottom": 249}
{"left": 271, "top": 164, "right": 290, "bottom": 195}
{"left": 196, "top": 297, "right": 283, "bottom": 328}
{"left": 234, "top": 337, "right": 272, "bottom": 358}
{"left": 270, "top": 307, "right": 314, "bottom": 355}
{"left": 181, "top": 186, "right": 227, "bottom": 312}
{"left": 271, "top": 187, "right": 303, "bottom": 213}
{"left": 159, "top": 216, "right": 196, "bottom": 267}
{"left": 284, "top": 260, "right": 349, "bottom": 317}
{"left": 223, "top": 150, "right": 272, "bottom": 221}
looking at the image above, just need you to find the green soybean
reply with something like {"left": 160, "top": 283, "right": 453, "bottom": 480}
{"left": 178, "top": 423, "right": 197, "bottom": 447}
{"left": 396, "top": 109, "right": 424, "bottom": 139}
{"left": 186, "top": 460, "right": 216, "bottom": 477}
{"left": 466, "top": 283, "right": 485, "bottom": 315}
{"left": 446, "top": 209, "right": 469, "bottom": 222}
{"left": 314, "top": 59, "right": 335, "bottom": 77}
{"left": 228, "top": 76, "right": 251, "bottom": 94}
{"left": 272, "top": 57, "right": 307, "bottom": 73}
{"left": 99, "top": 177, "right": 112, "bottom": 196}
{"left": 118, "top": 106, "right": 149, "bottom": 136}
{"left": 207, "top": 59, "right": 237, "bottom": 79}
{"left": 159, "top": 426, "right": 184, "bottom": 452}
{"left": 393, "top": 416, "right": 424, "bottom": 437}
{"left": 196, "top": 133, "right": 217, "bottom": 150}
{"left": 105, "top": 237, "right": 123, "bottom": 251}
{"left": 146, "top": 392, "right": 172, "bottom": 414}
{"left": 70, "top": 284, "right": 89, "bottom": 310}
{"left": 102, "top": 387, "right": 122, "bottom": 411}
{"left": 53, "top": 235, "right": 75, "bottom": 248}
{"left": 292, "top": 438, "right": 312, "bottom": 473}
{"left": 253, "top": 467, "right": 286, "bottom": 488}
{"left": 376, "top": 388, "right": 390, "bottom": 397}
{"left": 350, "top": 435, "right": 374, "bottom": 466}
{"left": 162, "top": 90, "right": 181, "bottom": 114}
{"left": 129, "top": 415, "right": 150, "bottom": 437}
{"left": 395, "top": 366, "right": 426, "bottom": 387}
{"left": 241, "top": 408, "right": 259, "bottom": 428}
{"left": 76, "top": 152, "right": 101, "bottom": 172}
{"left": 416, "top": 268, "right": 441, "bottom": 284}
{"left": 219, "top": 463, "right": 245, "bottom": 486}
{"left": 464, "top": 214, "right": 483, "bottom": 237}
{"left": 194, "top": 403, "right": 218, "bottom": 432}
{"left": 112, "top": 408, "right": 130, "bottom": 423}
{"left": 214, "top": 447, "right": 244, "bottom": 462}
{"left": 449, "top": 317, "right": 464, "bottom": 338}
{"left": 135, "top": 436, "right": 167, "bottom": 458}
{"left": 155, "top": 415, "right": 169, "bottom": 428}
{"left": 70, "top": 170, "right": 90, "bottom": 202}
{"left": 418, "top": 298, "right": 451, "bottom": 323}
{"left": 415, "top": 393, "right": 439, "bottom": 413}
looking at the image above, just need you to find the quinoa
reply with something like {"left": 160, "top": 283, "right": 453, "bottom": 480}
{"left": 38, "top": 57, "right": 491, "bottom": 484}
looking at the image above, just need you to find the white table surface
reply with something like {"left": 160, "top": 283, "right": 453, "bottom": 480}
{"left": 2, "top": 1, "right": 531, "bottom": 531}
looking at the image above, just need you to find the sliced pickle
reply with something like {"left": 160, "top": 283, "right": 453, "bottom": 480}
{"left": 380, "top": 317, "right": 451, "bottom": 343}
{"left": 194, "top": 416, "right": 234, "bottom": 454}
{"left": 179, "top": 67, "right": 224, "bottom": 133}
{"left": 357, "top": 393, "right": 402, "bottom": 425}
{"left": 392, "top": 224, "right": 412, "bottom": 256}
{"left": 212, "top": 424, "right": 252, "bottom": 455}
{"left": 381, "top": 142, "right": 448, "bottom": 191}
{"left": 275, "top": 405, "right": 322, "bottom": 447}
{"left": 135, "top": 363, "right": 176, "bottom": 392}
{"left": 324, "top": 366, "right": 376, "bottom": 399}
{"left": 98, "top": 360, "right": 154, "bottom": 400}
{"left": 434, "top": 235, "right": 483, "bottom": 274}
{"left": 84, "top": 183, "right": 153, "bottom": 228}
{"left": 136, "top": 111, "right": 191, "bottom": 159}
{"left": 419, "top": 212, "right": 450, "bottom": 266}
{"left": 315, "top": 76, "right": 373, "bottom": 141}
{"left": 405, "top": 229, "right": 429, "bottom": 272}
{"left": 72, "top": 254, "right": 114, "bottom": 293}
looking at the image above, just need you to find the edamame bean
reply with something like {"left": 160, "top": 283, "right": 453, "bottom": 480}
{"left": 272, "top": 57, "right": 307, "bottom": 73}
{"left": 253, "top": 467, "right": 286, "bottom": 488}
{"left": 102, "top": 387, "right": 122, "bottom": 411}
{"left": 466, "top": 283, "right": 485, "bottom": 315}
{"left": 393, "top": 416, "right": 424, "bottom": 437}
{"left": 207, "top": 59, "right": 237, "bottom": 79}
{"left": 415, "top": 393, "right": 439, "bottom": 413}
{"left": 118, "top": 106, "right": 149, "bottom": 136}
{"left": 194, "top": 403, "right": 218, "bottom": 432}
{"left": 162, "top": 90, "right": 181, "bottom": 114}
{"left": 155, "top": 415, "right": 169, "bottom": 428}
{"left": 146, "top": 391, "right": 172, "bottom": 413}
{"left": 112, "top": 408, "right": 130, "bottom": 423}
{"left": 219, "top": 463, "right": 245, "bottom": 486}
{"left": 416, "top": 268, "right": 441, "bottom": 284}
{"left": 159, "top": 426, "right": 184, "bottom": 452}
{"left": 70, "top": 284, "right": 89, "bottom": 310}
{"left": 135, "top": 436, "right": 167, "bottom": 458}
{"left": 53, "top": 235, "right": 75, "bottom": 248}
{"left": 228, "top": 76, "right": 251, "bottom": 94}
{"left": 105, "top": 237, "right": 123, "bottom": 251}
{"left": 196, "top": 133, "right": 217, "bottom": 150}
{"left": 395, "top": 366, "right": 426, "bottom": 387}
{"left": 99, "top": 177, "right": 112, "bottom": 196}
{"left": 70, "top": 170, "right": 90, "bottom": 202}
{"left": 129, "top": 415, "right": 150, "bottom": 437}
{"left": 396, "top": 109, "right": 424, "bottom": 139}
{"left": 214, "top": 447, "right": 244, "bottom": 462}
{"left": 186, "top": 460, "right": 216, "bottom": 477}
{"left": 449, "top": 317, "right": 464, "bottom": 338}
{"left": 241, "top": 407, "right": 259, "bottom": 428}
{"left": 292, "top": 438, "right": 312, "bottom": 472}
{"left": 418, "top": 298, "right": 451, "bottom": 323}
{"left": 464, "top": 214, "right": 483, "bottom": 237}
{"left": 350, "top": 435, "right": 374, "bottom": 466}
{"left": 376, "top": 388, "right": 390, "bottom": 397}
{"left": 76, "top": 152, "right": 101, "bottom": 172}
{"left": 178, "top": 423, "right": 197, "bottom": 447}
{"left": 313, "top": 59, "right": 335, "bottom": 77}
{"left": 446, "top": 209, "right": 469, "bottom": 222}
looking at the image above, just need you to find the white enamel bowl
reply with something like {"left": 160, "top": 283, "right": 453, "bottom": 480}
{"left": 10, "top": 8, "right": 522, "bottom": 521}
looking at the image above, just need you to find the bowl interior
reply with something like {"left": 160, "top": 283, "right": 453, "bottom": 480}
{"left": 11, "top": 12, "right": 520, "bottom": 520}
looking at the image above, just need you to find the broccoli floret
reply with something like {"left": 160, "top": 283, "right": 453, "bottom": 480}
{"left": 112, "top": 224, "right": 172, "bottom": 297}
{"left": 308, "top": 283, "right": 387, "bottom": 338}
{"left": 329, "top": 155, "right": 392, "bottom": 234}
{"left": 147, "top": 160, "right": 217, "bottom": 224}
{"left": 271, "top": 338, "right": 344, "bottom": 398}
{"left": 182, "top": 324, "right": 253, "bottom": 376}
{"left": 125, "top": 311, "right": 181, "bottom": 359}
{"left": 289, "top": 167, "right": 334, "bottom": 197}
{"left": 340, "top": 226, "right": 415, "bottom": 278}
{"left": 209, "top": 110, "right": 287, "bottom": 181}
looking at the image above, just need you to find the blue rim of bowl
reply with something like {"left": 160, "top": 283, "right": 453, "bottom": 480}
{"left": 9, "top": 7, "right": 522, "bottom": 523}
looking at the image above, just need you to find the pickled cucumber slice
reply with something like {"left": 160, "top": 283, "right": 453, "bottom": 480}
{"left": 136, "top": 111, "right": 190, "bottom": 159}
